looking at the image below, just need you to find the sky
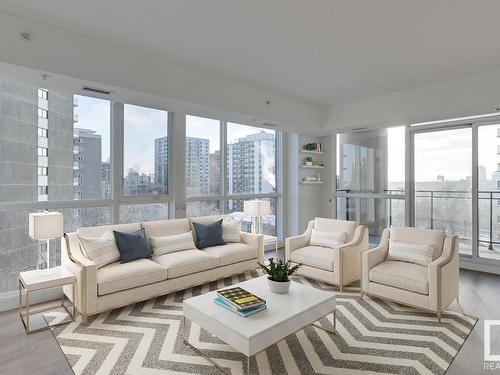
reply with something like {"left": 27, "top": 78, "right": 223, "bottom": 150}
{"left": 75, "top": 96, "right": 274, "bottom": 175}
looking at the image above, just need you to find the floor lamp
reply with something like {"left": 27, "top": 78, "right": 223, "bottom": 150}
{"left": 29, "top": 212, "right": 64, "bottom": 269}
{"left": 244, "top": 200, "right": 271, "bottom": 234}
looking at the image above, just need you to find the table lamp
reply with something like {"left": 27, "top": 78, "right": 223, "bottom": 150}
{"left": 243, "top": 200, "right": 271, "bottom": 234}
{"left": 29, "top": 211, "right": 64, "bottom": 269}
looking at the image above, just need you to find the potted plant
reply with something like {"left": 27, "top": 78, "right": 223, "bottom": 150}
{"left": 305, "top": 156, "right": 313, "bottom": 166}
{"left": 258, "top": 258, "right": 301, "bottom": 294}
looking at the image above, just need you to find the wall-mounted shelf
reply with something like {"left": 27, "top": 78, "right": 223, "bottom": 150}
{"left": 300, "top": 150, "right": 324, "bottom": 154}
{"left": 300, "top": 181, "right": 325, "bottom": 184}
{"left": 301, "top": 165, "right": 324, "bottom": 169}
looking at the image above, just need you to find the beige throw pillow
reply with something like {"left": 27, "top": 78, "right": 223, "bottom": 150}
{"left": 222, "top": 218, "right": 242, "bottom": 243}
{"left": 79, "top": 231, "right": 121, "bottom": 268}
{"left": 150, "top": 231, "right": 196, "bottom": 257}
{"left": 387, "top": 240, "right": 434, "bottom": 266}
{"left": 310, "top": 230, "right": 346, "bottom": 248}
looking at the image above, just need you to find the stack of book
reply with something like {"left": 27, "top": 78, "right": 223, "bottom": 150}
{"left": 214, "top": 287, "right": 267, "bottom": 317}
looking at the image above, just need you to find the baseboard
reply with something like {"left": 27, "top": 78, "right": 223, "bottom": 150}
{"left": 0, "top": 286, "right": 62, "bottom": 312}
{"left": 460, "top": 258, "right": 500, "bottom": 276}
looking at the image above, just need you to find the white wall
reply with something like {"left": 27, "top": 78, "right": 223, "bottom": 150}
{"left": 0, "top": 10, "right": 322, "bottom": 135}
{"left": 323, "top": 67, "right": 500, "bottom": 131}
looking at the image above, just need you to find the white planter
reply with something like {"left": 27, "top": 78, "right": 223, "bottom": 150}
{"left": 267, "top": 278, "right": 291, "bottom": 294}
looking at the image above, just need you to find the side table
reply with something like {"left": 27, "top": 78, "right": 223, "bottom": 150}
{"left": 19, "top": 266, "right": 76, "bottom": 334}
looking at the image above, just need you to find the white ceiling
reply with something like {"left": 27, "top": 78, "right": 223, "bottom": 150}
{"left": 1, "top": 0, "right": 500, "bottom": 107}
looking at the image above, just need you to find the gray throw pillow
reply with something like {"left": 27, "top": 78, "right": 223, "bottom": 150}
{"left": 193, "top": 219, "right": 225, "bottom": 249}
{"left": 113, "top": 229, "right": 151, "bottom": 263}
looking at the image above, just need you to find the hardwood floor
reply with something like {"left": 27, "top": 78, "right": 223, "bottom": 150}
{"left": 0, "top": 268, "right": 498, "bottom": 375}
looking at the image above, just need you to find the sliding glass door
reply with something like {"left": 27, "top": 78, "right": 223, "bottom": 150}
{"left": 412, "top": 127, "right": 472, "bottom": 255}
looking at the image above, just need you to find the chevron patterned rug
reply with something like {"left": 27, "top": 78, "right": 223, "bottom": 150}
{"left": 50, "top": 270, "right": 477, "bottom": 375}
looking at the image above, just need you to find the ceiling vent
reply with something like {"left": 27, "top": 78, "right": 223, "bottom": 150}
{"left": 351, "top": 126, "right": 368, "bottom": 132}
{"left": 81, "top": 86, "right": 112, "bottom": 95}
{"left": 261, "top": 122, "right": 278, "bottom": 128}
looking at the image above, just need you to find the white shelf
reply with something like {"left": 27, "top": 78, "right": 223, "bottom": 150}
{"left": 301, "top": 165, "right": 324, "bottom": 169}
{"left": 301, "top": 150, "right": 324, "bottom": 154}
{"left": 301, "top": 181, "right": 325, "bottom": 184}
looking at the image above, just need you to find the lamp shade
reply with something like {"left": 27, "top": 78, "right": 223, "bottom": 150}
{"left": 244, "top": 200, "right": 271, "bottom": 217}
{"left": 29, "top": 212, "right": 64, "bottom": 240}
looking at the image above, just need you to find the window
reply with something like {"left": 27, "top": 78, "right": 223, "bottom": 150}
{"left": 186, "top": 115, "right": 220, "bottom": 196}
{"left": 38, "top": 128, "right": 48, "bottom": 138}
{"left": 38, "top": 108, "right": 48, "bottom": 119}
{"left": 119, "top": 204, "right": 169, "bottom": 223}
{"left": 38, "top": 88, "right": 48, "bottom": 99}
{"left": 37, "top": 167, "right": 48, "bottom": 176}
{"left": 227, "top": 123, "right": 276, "bottom": 195}
{"left": 37, "top": 186, "right": 48, "bottom": 195}
{"left": 37, "top": 147, "right": 48, "bottom": 156}
{"left": 124, "top": 104, "right": 169, "bottom": 196}
{"left": 74, "top": 95, "right": 111, "bottom": 200}
{"left": 184, "top": 119, "right": 281, "bottom": 234}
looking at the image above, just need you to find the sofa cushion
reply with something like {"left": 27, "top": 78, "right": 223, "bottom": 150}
{"left": 78, "top": 230, "right": 120, "bottom": 269}
{"left": 290, "top": 245, "right": 334, "bottom": 272}
{"left": 153, "top": 250, "right": 218, "bottom": 279}
{"left": 150, "top": 231, "right": 196, "bottom": 257}
{"left": 141, "top": 218, "right": 191, "bottom": 238}
{"left": 97, "top": 259, "right": 167, "bottom": 296}
{"left": 314, "top": 218, "right": 357, "bottom": 242}
{"left": 189, "top": 215, "right": 228, "bottom": 240}
{"left": 193, "top": 219, "right": 225, "bottom": 249}
{"left": 203, "top": 243, "right": 257, "bottom": 266}
{"left": 114, "top": 229, "right": 151, "bottom": 263}
{"left": 390, "top": 226, "right": 445, "bottom": 260}
{"left": 369, "top": 260, "right": 429, "bottom": 295}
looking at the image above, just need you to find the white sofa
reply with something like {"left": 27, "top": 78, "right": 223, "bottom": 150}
{"left": 361, "top": 226, "right": 459, "bottom": 321}
{"left": 62, "top": 215, "right": 264, "bottom": 322}
{"left": 285, "top": 218, "right": 368, "bottom": 291}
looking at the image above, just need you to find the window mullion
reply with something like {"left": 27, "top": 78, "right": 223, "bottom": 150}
{"left": 111, "top": 102, "right": 124, "bottom": 224}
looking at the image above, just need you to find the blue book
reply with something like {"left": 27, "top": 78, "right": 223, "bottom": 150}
{"left": 214, "top": 297, "right": 266, "bottom": 317}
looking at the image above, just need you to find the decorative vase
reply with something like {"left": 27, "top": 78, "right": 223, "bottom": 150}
{"left": 267, "top": 278, "right": 291, "bottom": 294}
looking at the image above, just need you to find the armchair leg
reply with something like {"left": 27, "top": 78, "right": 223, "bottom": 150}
{"left": 81, "top": 313, "right": 88, "bottom": 324}
{"left": 360, "top": 292, "right": 364, "bottom": 299}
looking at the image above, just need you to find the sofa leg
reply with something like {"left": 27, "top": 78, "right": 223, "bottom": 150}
{"left": 339, "top": 284, "right": 343, "bottom": 293}
{"left": 81, "top": 313, "right": 88, "bottom": 324}
{"left": 437, "top": 311, "right": 441, "bottom": 322}
{"left": 360, "top": 292, "right": 364, "bottom": 299}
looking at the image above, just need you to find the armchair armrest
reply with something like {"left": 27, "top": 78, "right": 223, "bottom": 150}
{"left": 361, "top": 228, "right": 390, "bottom": 291}
{"left": 285, "top": 220, "right": 314, "bottom": 260}
{"left": 62, "top": 233, "right": 98, "bottom": 317}
{"left": 429, "top": 235, "right": 459, "bottom": 312}
{"left": 335, "top": 225, "right": 369, "bottom": 286}
{"left": 241, "top": 232, "right": 264, "bottom": 262}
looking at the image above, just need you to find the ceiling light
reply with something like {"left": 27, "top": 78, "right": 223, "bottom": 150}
{"left": 411, "top": 112, "right": 500, "bottom": 127}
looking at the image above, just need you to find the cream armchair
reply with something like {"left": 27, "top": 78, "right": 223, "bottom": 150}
{"left": 361, "top": 226, "right": 459, "bottom": 321}
{"left": 285, "top": 217, "right": 368, "bottom": 291}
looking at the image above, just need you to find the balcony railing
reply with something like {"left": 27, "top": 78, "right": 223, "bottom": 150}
{"left": 337, "top": 189, "right": 500, "bottom": 251}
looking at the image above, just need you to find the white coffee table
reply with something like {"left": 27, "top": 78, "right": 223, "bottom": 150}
{"left": 182, "top": 275, "right": 336, "bottom": 374}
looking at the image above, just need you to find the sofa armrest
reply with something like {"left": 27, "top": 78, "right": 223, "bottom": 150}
{"left": 429, "top": 235, "right": 459, "bottom": 311}
{"left": 361, "top": 228, "right": 390, "bottom": 291}
{"left": 62, "top": 233, "right": 98, "bottom": 316}
{"left": 241, "top": 232, "right": 264, "bottom": 262}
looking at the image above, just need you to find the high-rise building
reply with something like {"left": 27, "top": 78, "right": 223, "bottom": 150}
{"left": 209, "top": 150, "right": 220, "bottom": 194}
{"left": 101, "top": 161, "right": 111, "bottom": 198}
{"left": 155, "top": 136, "right": 168, "bottom": 193}
{"left": 227, "top": 131, "right": 275, "bottom": 195}
{"left": 186, "top": 137, "right": 209, "bottom": 195}
{"left": 0, "top": 81, "right": 74, "bottom": 286}
{"left": 73, "top": 128, "right": 102, "bottom": 199}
